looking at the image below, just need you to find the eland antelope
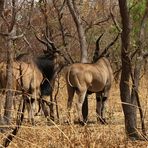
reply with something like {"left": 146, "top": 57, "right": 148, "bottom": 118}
{"left": 0, "top": 35, "right": 66, "bottom": 125}
{"left": 66, "top": 33, "right": 119, "bottom": 125}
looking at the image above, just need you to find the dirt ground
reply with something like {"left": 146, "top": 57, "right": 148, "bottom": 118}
{"left": 0, "top": 75, "right": 148, "bottom": 148}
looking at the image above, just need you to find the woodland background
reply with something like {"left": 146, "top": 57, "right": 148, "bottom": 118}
{"left": 0, "top": 0, "right": 148, "bottom": 147}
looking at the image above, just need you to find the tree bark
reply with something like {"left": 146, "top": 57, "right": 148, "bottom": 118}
{"left": 118, "top": 0, "right": 140, "bottom": 140}
{"left": 0, "top": 0, "right": 5, "bottom": 127}
{"left": 52, "top": 0, "right": 67, "bottom": 47}
{"left": 0, "top": 0, "right": 4, "bottom": 15}
{"left": 66, "top": 0, "right": 88, "bottom": 63}
{"left": 131, "top": 0, "right": 148, "bottom": 135}
{"left": 1, "top": 0, "right": 16, "bottom": 125}
{"left": 4, "top": 38, "right": 14, "bottom": 124}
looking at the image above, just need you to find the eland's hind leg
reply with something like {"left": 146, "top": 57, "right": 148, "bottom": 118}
{"left": 26, "top": 97, "right": 35, "bottom": 125}
{"left": 96, "top": 92, "right": 107, "bottom": 124}
{"left": 76, "top": 90, "right": 87, "bottom": 125}
{"left": 82, "top": 94, "right": 88, "bottom": 123}
{"left": 101, "top": 85, "right": 111, "bottom": 124}
{"left": 40, "top": 95, "right": 51, "bottom": 124}
{"left": 67, "top": 85, "right": 75, "bottom": 124}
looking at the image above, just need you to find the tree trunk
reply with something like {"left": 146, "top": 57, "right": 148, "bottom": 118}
{"left": 118, "top": 0, "right": 140, "bottom": 140}
{"left": 131, "top": 0, "right": 148, "bottom": 135}
{"left": 2, "top": 0, "right": 17, "bottom": 124}
{"left": 0, "top": 0, "right": 5, "bottom": 127}
{"left": 4, "top": 39, "right": 14, "bottom": 124}
{"left": 52, "top": 0, "right": 67, "bottom": 47}
{"left": 67, "top": 0, "right": 88, "bottom": 63}
{"left": 67, "top": 0, "right": 88, "bottom": 122}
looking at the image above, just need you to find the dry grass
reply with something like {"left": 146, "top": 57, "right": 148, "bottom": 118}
{"left": 0, "top": 76, "right": 148, "bottom": 148}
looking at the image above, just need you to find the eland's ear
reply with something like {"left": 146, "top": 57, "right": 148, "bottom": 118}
{"left": 93, "top": 51, "right": 99, "bottom": 63}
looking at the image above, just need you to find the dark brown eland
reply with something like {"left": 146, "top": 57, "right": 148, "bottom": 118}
{"left": 66, "top": 33, "right": 119, "bottom": 125}
{"left": 0, "top": 35, "right": 66, "bottom": 125}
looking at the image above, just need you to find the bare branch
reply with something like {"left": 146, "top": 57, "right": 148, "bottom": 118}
{"left": 83, "top": 16, "right": 111, "bottom": 33}
{"left": 0, "top": 32, "right": 9, "bottom": 36}
{"left": 16, "top": 0, "right": 26, "bottom": 13}
{"left": 39, "top": 0, "right": 52, "bottom": 39}
{"left": 52, "top": 0, "right": 67, "bottom": 46}
{"left": 129, "top": 1, "right": 138, "bottom": 11}
{"left": 131, "top": 47, "right": 140, "bottom": 59}
{"left": 23, "top": 36, "right": 33, "bottom": 50}
{"left": 9, "top": 0, "right": 17, "bottom": 32}
{"left": 110, "top": 6, "right": 122, "bottom": 33}
{"left": 10, "top": 33, "right": 24, "bottom": 40}
{"left": 1, "top": 13, "right": 10, "bottom": 28}
{"left": 94, "top": 17, "right": 111, "bottom": 26}
{"left": 59, "top": 0, "right": 66, "bottom": 12}
{"left": 26, "top": 0, "right": 34, "bottom": 27}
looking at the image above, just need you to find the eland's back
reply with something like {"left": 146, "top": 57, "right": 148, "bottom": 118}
{"left": 0, "top": 61, "right": 43, "bottom": 94}
{"left": 66, "top": 57, "right": 113, "bottom": 93}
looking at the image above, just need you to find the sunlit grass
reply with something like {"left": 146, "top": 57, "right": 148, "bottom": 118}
{"left": 0, "top": 76, "right": 148, "bottom": 148}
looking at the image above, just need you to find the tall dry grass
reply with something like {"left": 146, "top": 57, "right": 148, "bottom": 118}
{"left": 0, "top": 75, "right": 148, "bottom": 148}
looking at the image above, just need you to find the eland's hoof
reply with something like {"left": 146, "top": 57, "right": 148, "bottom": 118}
{"left": 98, "top": 118, "right": 108, "bottom": 125}
{"left": 64, "top": 119, "right": 73, "bottom": 125}
{"left": 79, "top": 121, "right": 85, "bottom": 126}
{"left": 83, "top": 118, "right": 88, "bottom": 124}
{"left": 78, "top": 120, "right": 87, "bottom": 126}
